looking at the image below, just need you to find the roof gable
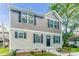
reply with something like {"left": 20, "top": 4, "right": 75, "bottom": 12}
{"left": 45, "top": 10, "right": 62, "bottom": 22}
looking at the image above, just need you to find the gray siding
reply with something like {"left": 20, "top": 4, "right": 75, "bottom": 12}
{"left": 10, "top": 10, "right": 61, "bottom": 33}
{"left": 10, "top": 29, "right": 62, "bottom": 50}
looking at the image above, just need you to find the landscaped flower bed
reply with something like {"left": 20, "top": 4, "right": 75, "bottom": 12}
{"left": 16, "top": 51, "right": 57, "bottom": 56}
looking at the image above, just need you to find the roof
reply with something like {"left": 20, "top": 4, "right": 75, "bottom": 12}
{"left": 9, "top": 6, "right": 62, "bottom": 22}
{"left": 9, "top": 6, "right": 44, "bottom": 18}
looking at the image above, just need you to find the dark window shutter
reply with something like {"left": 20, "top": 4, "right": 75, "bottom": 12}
{"left": 34, "top": 16, "right": 36, "bottom": 25}
{"left": 57, "top": 22, "right": 59, "bottom": 29}
{"left": 48, "top": 19, "right": 49, "bottom": 27}
{"left": 41, "top": 34, "right": 43, "bottom": 43}
{"left": 24, "top": 32, "right": 26, "bottom": 39}
{"left": 59, "top": 36, "right": 60, "bottom": 43}
{"left": 33, "top": 33, "right": 35, "bottom": 43}
{"left": 18, "top": 12, "right": 21, "bottom": 23}
{"left": 53, "top": 36, "right": 55, "bottom": 43}
{"left": 15, "top": 32, "right": 17, "bottom": 38}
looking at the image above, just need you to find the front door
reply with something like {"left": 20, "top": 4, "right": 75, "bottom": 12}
{"left": 46, "top": 35, "right": 50, "bottom": 47}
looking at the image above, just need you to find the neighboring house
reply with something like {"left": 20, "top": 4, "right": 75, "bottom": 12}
{"left": 9, "top": 7, "right": 62, "bottom": 52}
{"left": 74, "top": 28, "right": 79, "bottom": 36}
{"left": 0, "top": 25, "right": 9, "bottom": 47}
{"left": 68, "top": 29, "right": 79, "bottom": 47}
{"left": 68, "top": 35, "right": 79, "bottom": 47}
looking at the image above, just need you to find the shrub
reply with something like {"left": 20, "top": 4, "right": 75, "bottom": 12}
{"left": 10, "top": 50, "right": 17, "bottom": 56}
{"left": 30, "top": 51, "right": 34, "bottom": 54}
{"left": 70, "top": 44, "right": 77, "bottom": 48}
{"left": 41, "top": 50, "right": 46, "bottom": 53}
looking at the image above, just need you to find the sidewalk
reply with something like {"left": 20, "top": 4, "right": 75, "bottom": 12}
{"left": 47, "top": 49, "right": 79, "bottom": 56}
{"left": 61, "top": 52, "right": 79, "bottom": 56}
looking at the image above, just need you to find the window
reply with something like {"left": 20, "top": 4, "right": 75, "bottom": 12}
{"left": 15, "top": 31, "right": 26, "bottom": 39}
{"left": 21, "top": 13, "right": 27, "bottom": 23}
{"left": 48, "top": 19, "right": 53, "bottom": 28}
{"left": 19, "top": 13, "right": 36, "bottom": 25}
{"left": 53, "top": 36, "right": 60, "bottom": 44}
{"left": 19, "top": 32, "right": 24, "bottom": 38}
{"left": 33, "top": 33, "right": 43, "bottom": 43}
{"left": 54, "top": 21, "right": 59, "bottom": 29}
{"left": 27, "top": 14, "right": 34, "bottom": 24}
{"left": 48, "top": 19, "right": 59, "bottom": 29}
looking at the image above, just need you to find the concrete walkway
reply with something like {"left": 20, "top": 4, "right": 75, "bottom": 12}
{"left": 61, "top": 52, "right": 79, "bottom": 56}
{"left": 46, "top": 49, "right": 79, "bottom": 56}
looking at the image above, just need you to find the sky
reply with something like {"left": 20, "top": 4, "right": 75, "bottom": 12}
{"left": 0, "top": 3, "right": 49, "bottom": 27}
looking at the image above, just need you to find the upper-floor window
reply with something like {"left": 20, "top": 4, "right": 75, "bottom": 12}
{"left": 33, "top": 33, "right": 43, "bottom": 43}
{"left": 48, "top": 19, "right": 53, "bottom": 28}
{"left": 19, "top": 13, "right": 36, "bottom": 25}
{"left": 53, "top": 36, "right": 60, "bottom": 44}
{"left": 27, "top": 14, "right": 34, "bottom": 24}
{"left": 15, "top": 31, "right": 26, "bottom": 39}
{"left": 54, "top": 21, "right": 59, "bottom": 29}
{"left": 48, "top": 19, "right": 59, "bottom": 29}
{"left": 21, "top": 13, "right": 27, "bottom": 23}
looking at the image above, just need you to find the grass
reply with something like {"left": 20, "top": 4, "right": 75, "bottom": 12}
{"left": 0, "top": 47, "right": 57, "bottom": 56}
{"left": 70, "top": 48, "right": 79, "bottom": 52}
{"left": 16, "top": 51, "right": 57, "bottom": 56}
{"left": 0, "top": 47, "right": 9, "bottom": 56}
{"left": 60, "top": 47, "right": 79, "bottom": 53}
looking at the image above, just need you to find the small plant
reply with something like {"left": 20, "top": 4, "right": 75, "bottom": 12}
{"left": 10, "top": 50, "right": 17, "bottom": 56}
{"left": 41, "top": 50, "right": 46, "bottom": 53}
{"left": 57, "top": 48, "right": 62, "bottom": 52}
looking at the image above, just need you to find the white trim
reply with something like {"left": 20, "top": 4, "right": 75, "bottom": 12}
{"left": 45, "top": 17, "right": 61, "bottom": 22}
{"left": 9, "top": 7, "right": 11, "bottom": 51}
{"left": 10, "top": 28, "right": 61, "bottom": 35}
{"left": 45, "top": 10, "right": 62, "bottom": 22}
{"left": 9, "top": 6, "right": 44, "bottom": 18}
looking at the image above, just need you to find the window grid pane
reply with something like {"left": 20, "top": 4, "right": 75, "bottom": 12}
{"left": 34, "top": 34, "right": 41, "bottom": 43}
{"left": 53, "top": 36, "right": 60, "bottom": 44}
{"left": 15, "top": 31, "right": 26, "bottom": 39}
{"left": 21, "top": 14, "right": 27, "bottom": 23}
{"left": 48, "top": 20, "right": 53, "bottom": 28}
{"left": 48, "top": 19, "right": 59, "bottom": 29}
{"left": 27, "top": 14, "right": 34, "bottom": 24}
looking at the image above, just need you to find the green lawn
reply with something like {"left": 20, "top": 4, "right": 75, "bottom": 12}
{"left": 0, "top": 47, "right": 9, "bottom": 55}
{"left": 70, "top": 48, "right": 79, "bottom": 52}
{"left": 61, "top": 47, "right": 79, "bottom": 53}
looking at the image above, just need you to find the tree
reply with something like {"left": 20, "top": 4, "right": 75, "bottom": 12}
{"left": 50, "top": 4, "right": 79, "bottom": 47}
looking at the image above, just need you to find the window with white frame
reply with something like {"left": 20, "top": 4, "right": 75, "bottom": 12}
{"left": 33, "top": 33, "right": 42, "bottom": 43}
{"left": 48, "top": 19, "right": 53, "bottom": 28}
{"left": 53, "top": 36, "right": 60, "bottom": 44}
{"left": 21, "top": 13, "right": 27, "bottom": 23}
{"left": 15, "top": 31, "right": 26, "bottom": 39}
{"left": 27, "top": 14, "right": 34, "bottom": 24}
{"left": 20, "top": 13, "right": 35, "bottom": 24}
{"left": 54, "top": 21, "right": 59, "bottom": 29}
{"left": 48, "top": 19, "right": 59, "bottom": 29}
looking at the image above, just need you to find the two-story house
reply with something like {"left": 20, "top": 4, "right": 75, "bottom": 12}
{"left": 9, "top": 7, "right": 62, "bottom": 52}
